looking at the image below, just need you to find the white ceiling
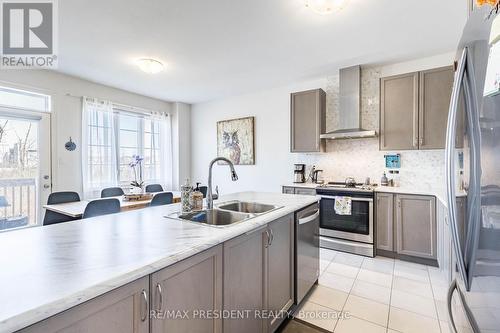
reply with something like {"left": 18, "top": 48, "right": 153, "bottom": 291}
{"left": 57, "top": 0, "right": 468, "bottom": 104}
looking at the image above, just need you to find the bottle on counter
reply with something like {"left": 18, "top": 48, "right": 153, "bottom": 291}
{"left": 180, "top": 178, "right": 193, "bottom": 213}
{"left": 393, "top": 170, "right": 401, "bottom": 187}
{"left": 388, "top": 170, "right": 395, "bottom": 187}
{"left": 191, "top": 183, "right": 204, "bottom": 211}
{"left": 381, "top": 172, "right": 389, "bottom": 186}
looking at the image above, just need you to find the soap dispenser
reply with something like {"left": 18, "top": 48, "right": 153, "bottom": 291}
{"left": 191, "top": 183, "right": 204, "bottom": 211}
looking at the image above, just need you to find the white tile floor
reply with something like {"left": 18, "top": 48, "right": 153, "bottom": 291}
{"left": 294, "top": 248, "right": 451, "bottom": 333}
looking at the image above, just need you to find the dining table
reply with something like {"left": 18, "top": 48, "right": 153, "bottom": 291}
{"left": 43, "top": 191, "right": 182, "bottom": 218}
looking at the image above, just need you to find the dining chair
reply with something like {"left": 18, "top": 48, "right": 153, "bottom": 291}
{"left": 82, "top": 198, "right": 120, "bottom": 219}
{"left": 145, "top": 184, "right": 164, "bottom": 193}
{"left": 101, "top": 187, "right": 125, "bottom": 198}
{"left": 43, "top": 191, "right": 81, "bottom": 226}
{"left": 149, "top": 192, "right": 173, "bottom": 207}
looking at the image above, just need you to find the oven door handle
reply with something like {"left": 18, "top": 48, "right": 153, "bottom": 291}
{"left": 319, "top": 195, "right": 373, "bottom": 202}
{"left": 298, "top": 210, "right": 320, "bottom": 225}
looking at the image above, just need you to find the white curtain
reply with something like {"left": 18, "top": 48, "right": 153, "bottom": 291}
{"left": 81, "top": 97, "right": 117, "bottom": 199}
{"left": 152, "top": 111, "right": 173, "bottom": 191}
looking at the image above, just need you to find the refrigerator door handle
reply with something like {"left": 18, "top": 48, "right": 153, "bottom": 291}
{"left": 462, "top": 60, "right": 482, "bottom": 288}
{"left": 446, "top": 48, "right": 469, "bottom": 290}
{"left": 447, "top": 279, "right": 458, "bottom": 333}
{"left": 447, "top": 279, "right": 481, "bottom": 333}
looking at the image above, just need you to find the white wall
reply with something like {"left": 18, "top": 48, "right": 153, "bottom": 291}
{"left": 172, "top": 102, "right": 191, "bottom": 189}
{"left": 0, "top": 70, "right": 190, "bottom": 194}
{"left": 191, "top": 52, "right": 456, "bottom": 194}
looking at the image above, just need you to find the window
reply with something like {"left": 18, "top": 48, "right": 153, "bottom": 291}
{"left": 0, "top": 86, "right": 51, "bottom": 113}
{"left": 82, "top": 97, "right": 171, "bottom": 199}
{"left": 115, "top": 111, "right": 162, "bottom": 185}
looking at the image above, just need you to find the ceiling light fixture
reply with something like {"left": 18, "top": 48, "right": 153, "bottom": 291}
{"left": 304, "top": 0, "right": 349, "bottom": 15}
{"left": 136, "top": 58, "right": 164, "bottom": 74}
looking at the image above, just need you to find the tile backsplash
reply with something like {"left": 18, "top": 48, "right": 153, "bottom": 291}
{"left": 294, "top": 67, "right": 445, "bottom": 191}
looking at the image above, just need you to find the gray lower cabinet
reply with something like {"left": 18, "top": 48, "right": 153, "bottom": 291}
{"left": 150, "top": 245, "right": 222, "bottom": 333}
{"left": 21, "top": 277, "right": 149, "bottom": 333}
{"left": 266, "top": 215, "right": 294, "bottom": 332}
{"left": 290, "top": 89, "right": 326, "bottom": 153}
{"left": 223, "top": 215, "right": 294, "bottom": 333}
{"left": 395, "top": 194, "right": 437, "bottom": 259}
{"left": 376, "top": 193, "right": 394, "bottom": 252}
{"left": 223, "top": 226, "right": 267, "bottom": 333}
{"left": 295, "top": 188, "right": 316, "bottom": 196}
{"left": 282, "top": 186, "right": 316, "bottom": 196}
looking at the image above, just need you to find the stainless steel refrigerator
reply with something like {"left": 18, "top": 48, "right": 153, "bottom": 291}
{"left": 445, "top": 5, "right": 500, "bottom": 333}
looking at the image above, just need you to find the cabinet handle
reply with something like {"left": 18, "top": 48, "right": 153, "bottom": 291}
{"left": 156, "top": 283, "right": 163, "bottom": 311}
{"left": 398, "top": 200, "right": 401, "bottom": 208}
{"left": 140, "top": 289, "right": 148, "bottom": 322}
{"left": 265, "top": 230, "right": 270, "bottom": 248}
{"left": 420, "top": 137, "right": 424, "bottom": 147}
{"left": 269, "top": 228, "right": 274, "bottom": 246}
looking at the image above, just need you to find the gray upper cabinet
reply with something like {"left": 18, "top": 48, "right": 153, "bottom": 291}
{"left": 266, "top": 215, "right": 294, "bottom": 332}
{"left": 376, "top": 193, "right": 394, "bottom": 252}
{"left": 21, "top": 277, "right": 150, "bottom": 333}
{"left": 380, "top": 72, "right": 419, "bottom": 150}
{"left": 290, "top": 89, "right": 326, "bottom": 153}
{"left": 223, "top": 226, "right": 266, "bottom": 333}
{"left": 380, "top": 66, "right": 455, "bottom": 151}
{"left": 395, "top": 194, "right": 437, "bottom": 259}
{"left": 150, "top": 245, "right": 222, "bottom": 333}
{"left": 419, "top": 66, "right": 455, "bottom": 149}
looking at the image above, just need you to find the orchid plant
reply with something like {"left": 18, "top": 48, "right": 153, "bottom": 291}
{"left": 129, "top": 154, "right": 144, "bottom": 189}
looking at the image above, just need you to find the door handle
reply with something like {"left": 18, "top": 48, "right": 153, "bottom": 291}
{"left": 298, "top": 210, "right": 319, "bottom": 225}
{"left": 43, "top": 184, "right": 50, "bottom": 189}
{"left": 445, "top": 48, "right": 469, "bottom": 290}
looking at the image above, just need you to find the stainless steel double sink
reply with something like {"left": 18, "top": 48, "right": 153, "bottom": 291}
{"left": 169, "top": 200, "right": 282, "bottom": 227}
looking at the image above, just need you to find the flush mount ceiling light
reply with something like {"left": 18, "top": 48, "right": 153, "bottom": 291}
{"left": 304, "top": 0, "right": 349, "bottom": 15}
{"left": 136, "top": 58, "right": 164, "bottom": 74}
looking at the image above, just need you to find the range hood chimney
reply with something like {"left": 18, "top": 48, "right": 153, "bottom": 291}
{"left": 320, "top": 66, "right": 377, "bottom": 140}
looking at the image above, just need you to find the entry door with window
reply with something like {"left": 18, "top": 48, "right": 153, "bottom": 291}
{"left": 0, "top": 87, "right": 51, "bottom": 231}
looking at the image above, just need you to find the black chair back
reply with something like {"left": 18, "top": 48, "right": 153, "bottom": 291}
{"left": 145, "top": 184, "right": 163, "bottom": 193}
{"left": 43, "top": 191, "right": 81, "bottom": 226}
{"left": 83, "top": 199, "right": 120, "bottom": 219}
{"left": 198, "top": 186, "right": 208, "bottom": 199}
{"left": 150, "top": 192, "right": 173, "bottom": 207}
{"left": 101, "top": 187, "right": 124, "bottom": 198}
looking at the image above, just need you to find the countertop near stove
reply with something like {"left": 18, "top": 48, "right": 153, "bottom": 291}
{"left": 282, "top": 183, "right": 466, "bottom": 208}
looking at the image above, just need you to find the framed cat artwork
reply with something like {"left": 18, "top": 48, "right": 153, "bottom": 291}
{"left": 217, "top": 116, "right": 255, "bottom": 165}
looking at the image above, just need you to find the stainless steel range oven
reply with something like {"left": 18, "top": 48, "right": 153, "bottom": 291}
{"left": 317, "top": 185, "right": 374, "bottom": 257}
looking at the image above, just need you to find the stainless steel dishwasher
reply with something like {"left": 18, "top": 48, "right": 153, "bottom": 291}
{"left": 295, "top": 202, "right": 320, "bottom": 305}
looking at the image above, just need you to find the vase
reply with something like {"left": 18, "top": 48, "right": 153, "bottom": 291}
{"left": 131, "top": 186, "right": 143, "bottom": 194}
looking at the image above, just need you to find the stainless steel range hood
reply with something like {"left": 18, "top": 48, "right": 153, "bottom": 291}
{"left": 320, "top": 66, "right": 377, "bottom": 140}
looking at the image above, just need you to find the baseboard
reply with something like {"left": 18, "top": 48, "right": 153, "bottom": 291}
{"left": 376, "top": 249, "right": 438, "bottom": 267}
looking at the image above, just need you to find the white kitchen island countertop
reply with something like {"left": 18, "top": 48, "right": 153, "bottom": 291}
{"left": 0, "top": 191, "right": 318, "bottom": 333}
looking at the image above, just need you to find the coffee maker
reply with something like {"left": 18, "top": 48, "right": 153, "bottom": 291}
{"left": 294, "top": 164, "right": 306, "bottom": 183}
